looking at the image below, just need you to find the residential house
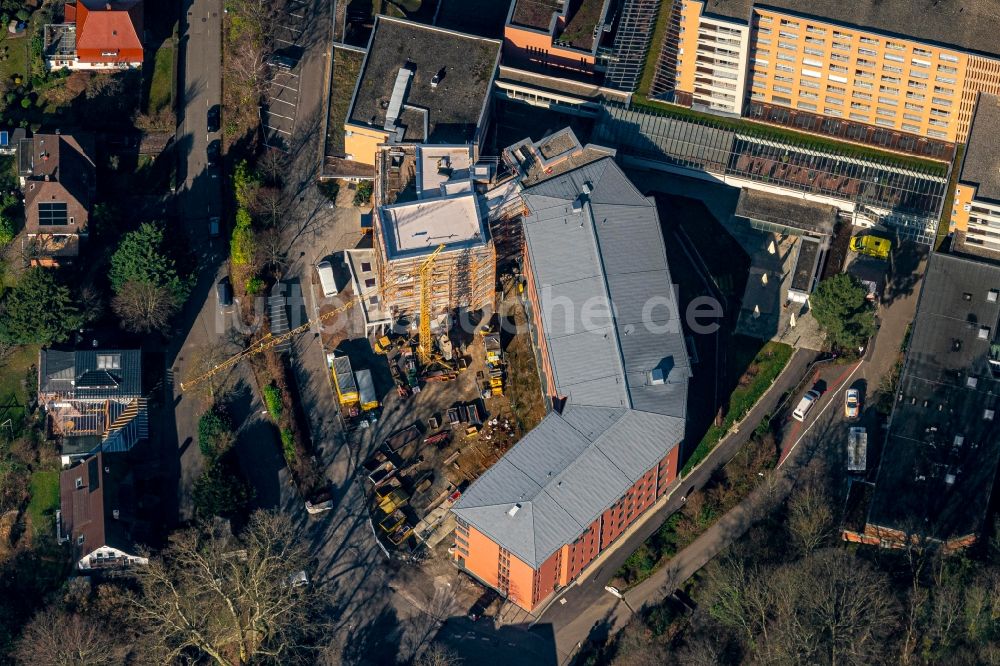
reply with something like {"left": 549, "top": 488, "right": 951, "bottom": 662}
{"left": 19, "top": 132, "right": 96, "bottom": 265}
{"left": 39, "top": 348, "right": 148, "bottom": 465}
{"left": 45, "top": 0, "right": 144, "bottom": 71}
{"left": 58, "top": 451, "right": 148, "bottom": 570}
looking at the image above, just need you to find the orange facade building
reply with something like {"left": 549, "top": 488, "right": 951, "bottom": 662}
{"left": 452, "top": 143, "right": 690, "bottom": 612}
{"left": 636, "top": 0, "right": 1000, "bottom": 147}
{"left": 503, "top": 0, "right": 612, "bottom": 77}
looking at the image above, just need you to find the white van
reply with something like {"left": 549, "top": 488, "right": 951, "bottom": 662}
{"left": 316, "top": 260, "right": 338, "bottom": 297}
{"left": 792, "top": 390, "right": 821, "bottom": 422}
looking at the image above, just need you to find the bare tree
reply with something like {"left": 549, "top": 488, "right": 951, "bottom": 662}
{"left": 704, "top": 555, "right": 774, "bottom": 649}
{"left": 414, "top": 643, "right": 462, "bottom": 666}
{"left": 112, "top": 280, "right": 178, "bottom": 333}
{"left": 15, "top": 607, "right": 127, "bottom": 666}
{"left": 765, "top": 549, "right": 897, "bottom": 666}
{"left": 130, "top": 511, "right": 320, "bottom": 665}
{"left": 786, "top": 482, "right": 833, "bottom": 554}
{"left": 256, "top": 187, "right": 285, "bottom": 229}
{"left": 258, "top": 149, "right": 288, "bottom": 187}
{"left": 258, "top": 228, "right": 288, "bottom": 271}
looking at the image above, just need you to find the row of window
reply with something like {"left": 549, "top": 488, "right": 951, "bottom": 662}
{"left": 758, "top": 16, "right": 959, "bottom": 63}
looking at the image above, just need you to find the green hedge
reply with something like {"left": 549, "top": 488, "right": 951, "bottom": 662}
{"left": 280, "top": 428, "right": 295, "bottom": 464}
{"left": 262, "top": 384, "right": 282, "bottom": 421}
{"left": 681, "top": 342, "right": 792, "bottom": 476}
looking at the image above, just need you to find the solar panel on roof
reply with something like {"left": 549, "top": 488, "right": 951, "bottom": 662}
{"left": 38, "top": 201, "right": 68, "bottom": 226}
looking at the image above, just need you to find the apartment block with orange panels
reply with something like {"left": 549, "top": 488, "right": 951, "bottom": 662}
{"left": 503, "top": 0, "right": 614, "bottom": 77}
{"left": 949, "top": 93, "right": 1000, "bottom": 257}
{"left": 452, "top": 140, "right": 691, "bottom": 612}
{"left": 645, "top": 0, "right": 1000, "bottom": 146}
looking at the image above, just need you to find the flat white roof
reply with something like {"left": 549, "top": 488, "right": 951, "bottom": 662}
{"left": 381, "top": 192, "right": 487, "bottom": 259}
{"left": 417, "top": 145, "right": 474, "bottom": 199}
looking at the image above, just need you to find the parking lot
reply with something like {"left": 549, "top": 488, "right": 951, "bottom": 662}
{"left": 262, "top": 0, "right": 308, "bottom": 150}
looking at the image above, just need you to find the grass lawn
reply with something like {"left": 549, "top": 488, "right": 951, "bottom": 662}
{"left": 631, "top": 95, "right": 949, "bottom": 175}
{"left": 636, "top": 1, "right": 672, "bottom": 97}
{"left": 937, "top": 145, "right": 962, "bottom": 249}
{"left": 27, "top": 470, "right": 59, "bottom": 536}
{"left": 146, "top": 41, "right": 175, "bottom": 114}
{"left": 327, "top": 46, "right": 364, "bottom": 157}
{"left": 0, "top": 31, "right": 29, "bottom": 84}
{"left": 682, "top": 339, "right": 792, "bottom": 475}
{"left": 0, "top": 344, "right": 37, "bottom": 404}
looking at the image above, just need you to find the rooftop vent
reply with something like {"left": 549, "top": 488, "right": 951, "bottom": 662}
{"left": 989, "top": 289, "right": 999, "bottom": 303}
{"left": 649, "top": 368, "right": 665, "bottom": 385}
{"left": 963, "top": 292, "right": 973, "bottom": 301}
{"left": 967, "top": 376, "right": 978, "bottom": 388}
{"left": 954, "top": 435, "right": 964, "bottom": 447}
{"left": 945, "top": 473, "right": 956, "bottom": 485}
{"left": 979, "top": 326, "right": 991, "bottom": 340}
{"left": 985, "top": 409, "right": 995, "bottom": 421}
{"left": 112, "top": 509, "right": 120, "bottom": 519}
{"left": 507, "top": 503, "right": 521, "bottom": 517}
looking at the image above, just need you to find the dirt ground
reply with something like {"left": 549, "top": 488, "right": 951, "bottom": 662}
{"left": 361, "top": 288, "right": 547, "bottom": 559}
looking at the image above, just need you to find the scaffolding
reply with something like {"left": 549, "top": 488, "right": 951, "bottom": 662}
{"left": 605, "top": 0, "right": 663, "bottom": 92}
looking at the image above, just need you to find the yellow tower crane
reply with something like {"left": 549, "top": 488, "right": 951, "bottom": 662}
{"left": 417, "top": 244, "right": 445, "bottom": 366}
{"left": 179, "top": 295, "right": 361, "bottom": 392}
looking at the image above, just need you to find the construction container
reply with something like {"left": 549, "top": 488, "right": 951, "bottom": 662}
{"left": 329, "top": 353, "right": 359, "bottom": 407}
{"left": 356, "top": 369, "right": 379, "bottom": 411}
{"left": 485, "top": 335, "right": 502, "bottom": 364}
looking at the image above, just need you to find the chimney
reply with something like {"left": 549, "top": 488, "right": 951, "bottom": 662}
{"left": 44, "top": 174, "right": 49, "bottom": 181}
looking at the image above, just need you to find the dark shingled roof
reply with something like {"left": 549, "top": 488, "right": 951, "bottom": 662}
{"left": 347, "top": 17, "right": 500, "bottom": 144}
{"left": 39, "top": 349, "right": 142, "bottom": 399}
{"left": 59, "top": 451, "right": 139, "bottom": 563}
{"left": 867, "top": 252, "right": 1000, "bottom": 543}
{"left": 958, "top": 93, "right": 1000, "bottom": 203}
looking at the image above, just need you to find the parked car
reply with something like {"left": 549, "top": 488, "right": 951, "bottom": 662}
{"left": 207, "top": 139, "right": 220, "bottom": 168}
{"left": 844, "top": 388, "right": 860, "bottom": 419}
{"left": 216, "top": 277, "right": 233, "bottom": 308}
{"left": 207, "top": 104, "right": 221, "bottom": 133}
{"left": 792, "top": 389, "right": 822, "bottom": 422}
{"left": 316, "top": 260, "right": 338, "bottom": 297}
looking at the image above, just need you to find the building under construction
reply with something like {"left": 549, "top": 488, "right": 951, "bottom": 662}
{"left": 373, "top": 143, "right": 497, "bottom": 320}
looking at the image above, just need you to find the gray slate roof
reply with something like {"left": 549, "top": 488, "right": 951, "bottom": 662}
{"left": 453, "top": 406, "right": 685, "bottom": 568}
{"left": 868, "top": 252, "right": 1000, "bottom": 542}
{"left": 453, "top": 156, "right": 690, "bottom": 569}
{"left": 521, "top": 157, "right": 690, "bottom": 418}
{"left": 958, "top": 93, "right": 1000, "bottom": 203}
{"left": 39, "top": 349, "right": 142, "bottom": 399}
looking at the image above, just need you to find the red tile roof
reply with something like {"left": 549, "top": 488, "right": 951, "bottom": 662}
{"left": 74, "top": 0, "right": 144, "bottom": 64}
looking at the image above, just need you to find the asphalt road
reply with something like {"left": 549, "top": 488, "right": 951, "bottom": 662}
{"left": 166, "top": 0, "right": 235, "bottom": 522}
